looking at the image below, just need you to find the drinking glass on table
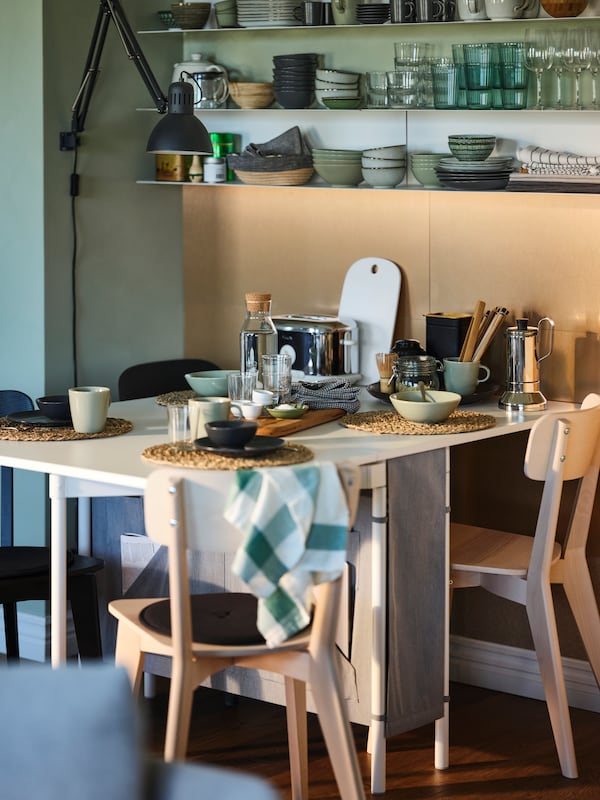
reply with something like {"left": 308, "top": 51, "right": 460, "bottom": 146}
{"left": 560, "top": 28, "right": 592, "bottom": 110}
{"left": 524, "top": 28, "right": 554, "bottom": 110}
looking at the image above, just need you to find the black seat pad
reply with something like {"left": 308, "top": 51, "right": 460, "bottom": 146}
{"left": 0, "top": 547, "right": 75, "bottom": 579}
{"left": 140, "top": 593, "right": 266, "bottom": 646}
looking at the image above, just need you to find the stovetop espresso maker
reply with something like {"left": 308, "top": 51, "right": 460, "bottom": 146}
{"left": 499, "top": 316, "right": 555, "bottom": 411}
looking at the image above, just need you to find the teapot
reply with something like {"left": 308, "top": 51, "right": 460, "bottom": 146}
{"left": 172, "top": 53, "right": 229, "bottom": 108}
{"left": 499, "top": 317, "right": 555, "bottom": 411}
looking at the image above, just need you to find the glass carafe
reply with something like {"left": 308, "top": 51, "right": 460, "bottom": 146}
{"left": 240, "top": 292, "right": 278, "bottom": 383}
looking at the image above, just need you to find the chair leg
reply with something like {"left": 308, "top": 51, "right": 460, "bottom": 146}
{"left": 164, "top": 663, "right": 196, "bottom": 762}
{"left": 114, "top": 624, "right": 145, "bottom": 695}
{"left": 69, "top": 573, "right": 103, "bottom": 660}
{"left": 309, "top": 654, "right": 366, "bottom": 800}
{"left": 561, "top": 553, "right": 600, "bottom": 688}
{"left": 527, "top": 583, "right": 578, "bottom": 779}
{"left": 3, "top": 602, "right": 20, "bottom": 661}
{"left": 284, "top": 676, "right": 309, "bottom": 800}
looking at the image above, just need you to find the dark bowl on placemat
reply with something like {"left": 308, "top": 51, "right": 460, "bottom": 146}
{"left": 36, "top": 395, "right": 71, "bottom": 421}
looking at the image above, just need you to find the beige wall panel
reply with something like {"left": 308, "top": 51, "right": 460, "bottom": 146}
{"left": 430, "top": 192, "right": 600, "bottom": 402}
{"left": 183, "top": 186, "right": 430, "bottom": 368}
{"left": 430, "top": 192, "right": 600, "bottom": 331}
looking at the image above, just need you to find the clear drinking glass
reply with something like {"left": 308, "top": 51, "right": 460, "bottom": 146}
{"left": 549, "top": 30, "right": 567, "bottom": 109}
{"left": 560, "top": 28, "right": 591, "bottom": 111}
{"left": 524, "top": 28, "right": 554, "bottom": 110}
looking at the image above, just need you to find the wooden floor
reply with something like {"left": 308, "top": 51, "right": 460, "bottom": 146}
{"left": 143, "top": 681, "right": 600, "bottom": 799}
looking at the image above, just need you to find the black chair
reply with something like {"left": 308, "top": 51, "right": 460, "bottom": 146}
{"left": 0, "top": 390, "right": 104, "bottom": 661}
{"left": 118, "top": 358, "right": 220, "bottom": 401}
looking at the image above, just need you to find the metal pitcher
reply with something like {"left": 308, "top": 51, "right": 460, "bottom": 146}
{"left": 499, "top": 316, "right": 554, "bottom": 411}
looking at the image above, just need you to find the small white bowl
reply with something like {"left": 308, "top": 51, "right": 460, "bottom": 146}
{"left": 361, "top": 165, "right": 406, "bottom": 187}
{"left": 390, "top": 390, "right": 461, "bottom": 423}
{"left": 315, "top": 68, "right": 361, "bottom": 84}
{"left": 361, "top": 155, "right": 406, "bottom": 168}
{"left": 362, "top": 145, "right": 406, "bottom": 159}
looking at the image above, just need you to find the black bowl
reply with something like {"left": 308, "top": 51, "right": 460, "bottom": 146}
{"left": 274, "top": 89, "right": 315, "bottom": 109}
{"left": 204, "top": 419, "right": 258, "bottom": 449}
{"left": 36, "top": 395, "right": 71, "bottom": 420}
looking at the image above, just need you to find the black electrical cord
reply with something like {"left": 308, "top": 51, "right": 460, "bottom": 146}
{"left": 70, "top": 145, "right": 79, "bottom": 387}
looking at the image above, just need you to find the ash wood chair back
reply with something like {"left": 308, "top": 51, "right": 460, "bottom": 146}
{"left": 0, "top": 389, "right": 104, "bottom": 661}
{"left": 450, "top": 393, "right": 600, "bottom": 779}
{"left": 118, "top": 358, "right": 219, "bottom": 401}
{"left": 109, "top": 464, "right": 365, "bottom": 800}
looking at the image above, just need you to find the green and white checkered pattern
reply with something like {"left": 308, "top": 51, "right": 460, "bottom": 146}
{"left": 225, "top": 463, "right": 349, "bottom": 647}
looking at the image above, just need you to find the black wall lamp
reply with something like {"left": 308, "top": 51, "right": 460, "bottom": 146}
{"left": 59, "top": 0, "right": 213, "bottom": 156}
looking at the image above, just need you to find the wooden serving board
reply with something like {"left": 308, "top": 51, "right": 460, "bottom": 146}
{"left": 256, "top": 408, "right": 346, "bottom": 438}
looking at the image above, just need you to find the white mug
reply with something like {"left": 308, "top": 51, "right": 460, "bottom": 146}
{"left": 231, "top": 401, "right": 264, "bottom": 420}
{"left": 484, "top": 0, "right": 527, "bottom": 18}
{"left": 188, "top": 396, "right": 231, "bottom": 440}
{"left": 457, "top": 0, "right": 488, "bottom": 19}
{"left": 68, "top": 386, "right": 111, "bottom": 434}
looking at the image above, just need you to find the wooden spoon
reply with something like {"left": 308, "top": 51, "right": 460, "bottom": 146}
{"left": 418, "top": 381, "right": 433, "bottom": 402}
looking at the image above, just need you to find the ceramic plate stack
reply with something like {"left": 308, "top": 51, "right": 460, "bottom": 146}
{"left": 236, "top": 0, "right": 299, "bottom": 27}
{"left": 356, "top": 2, "right": 391, "bottom": 23}
{"left": 273, "top": 53, "right": 319, "bottom": 109}
{"left": 312, "top": 148, "right": 364, "bottom": 187}
{"left": 435, "top": 156, "right": 514, "bottom": 190}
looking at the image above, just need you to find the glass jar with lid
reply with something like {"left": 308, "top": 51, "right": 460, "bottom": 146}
{"left": 393, "top": 355, "right": 441, "bottom": 393}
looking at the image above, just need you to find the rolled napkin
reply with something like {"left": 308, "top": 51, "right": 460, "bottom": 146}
{"left": 291, "top": 380, "right": 361, "bottom": 414}
{"left": 517, "top": 145, "right": 600, "bottom": 176}
{"left": 225, "top": 463, "right": 350, "bottom": 647}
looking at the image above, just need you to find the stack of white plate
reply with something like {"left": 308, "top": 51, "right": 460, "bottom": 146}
{"left": 236, "top": 0, "right": 299, "bottom": 27}
{"left": 435, "top": 156, "right": 514, "bottom": 191}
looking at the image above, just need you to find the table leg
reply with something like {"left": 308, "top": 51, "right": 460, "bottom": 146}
{"left": 369, "top": 463, "right": 387, "bottom": 795}
{"left": 49, "top": 474, "right": 68, "bottom": 667}
{"left": 434, "top": 447, "right": 450, "bottom": 770}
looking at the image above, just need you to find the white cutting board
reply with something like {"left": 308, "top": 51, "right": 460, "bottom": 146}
{"left": 338, "top": 257, "right": 401, "bottom": 385}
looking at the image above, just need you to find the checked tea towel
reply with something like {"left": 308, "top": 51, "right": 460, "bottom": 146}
{"left": 224, "top": 463, "right": 350, "bottom": 647}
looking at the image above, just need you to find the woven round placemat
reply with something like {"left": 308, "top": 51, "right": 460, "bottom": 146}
{"left": 0, "top": 417, "right": 134, "bottom": 442}
{"left": 156, "top": 390, "right": 196, "bottom": 407}
{"left": 340, "top": 410, "right": 496, "bottom": 436}
{"left": 141, "top": 441, "right": 314, "bottom": 470}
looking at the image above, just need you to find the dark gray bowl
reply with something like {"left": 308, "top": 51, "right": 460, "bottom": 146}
{"left": 204, "top": 419, "right": 258, "bottom": 449}
{"left": 36, "top": 395, "right": 71, "bottom": 420}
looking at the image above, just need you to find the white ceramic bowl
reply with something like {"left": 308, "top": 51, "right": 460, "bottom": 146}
{"left": 362, "top": 145, "right": 406, "bottom": 159}
{"left": 361, "top": 155, "right": 406, "bottom": 168}
{"left": 390, "top": 390, "right": 461, "bottom": 423}
{"left": 315, "top": 68, "right": 361, "bottom": 84}
{"left": 185, "top": 370, "right": 238, "bottom": 397}
{"left": 361, "top": 165, "right": 406, "bottom": 187}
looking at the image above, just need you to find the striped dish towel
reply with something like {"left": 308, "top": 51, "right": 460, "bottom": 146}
{"left": 224, "top": 463, "right": 349, "bottom": 647}
{"left": 291, "top": 380, "right": 361, "bottom": 414}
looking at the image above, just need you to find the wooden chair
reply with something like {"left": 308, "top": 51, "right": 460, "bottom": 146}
{"left": 450, "top": 393, "right": 600, "bottom": 778}
{"left": 0, "top": 389, "right": 104, "bottom": 661}
{"left": 118, "top": 358, "right": 220, "bottom": 401}
{"left": 109, "top": 464, "right": 366, "bottom": 800}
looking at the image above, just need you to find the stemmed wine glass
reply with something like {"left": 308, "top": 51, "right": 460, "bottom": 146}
{"left": 588, "top": 30, "right": 600, "bottom": 110}
{"left": 560, "top": 28, "right": 592, "bottom": 111}
{"left": 524, "top": 28, "right": 554, "bottom": 110}
{"left": 549, "top": 30, "right": 567, "bottom": 109}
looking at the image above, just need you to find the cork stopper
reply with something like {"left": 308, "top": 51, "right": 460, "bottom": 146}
{"left": 245, "top": 292, "right": 272, "bottom": 312}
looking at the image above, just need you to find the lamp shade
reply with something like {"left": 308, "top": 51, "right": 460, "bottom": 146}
{"left": 146, "top": 81, "right": 213, "bottom": 155}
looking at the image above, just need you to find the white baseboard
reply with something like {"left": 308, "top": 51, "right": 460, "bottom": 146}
{"left": 451, "top": 634, "right": 600, "bottom": 713}
{"left": 0, "top": 609, "right": 78, "bottom": 662}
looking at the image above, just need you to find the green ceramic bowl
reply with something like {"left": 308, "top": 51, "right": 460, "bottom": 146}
{"left": 267, "top": 403, "right": 308, "bottom": 419}
{"left": 322, "top": 98, "right": 362, "bottom": 110}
